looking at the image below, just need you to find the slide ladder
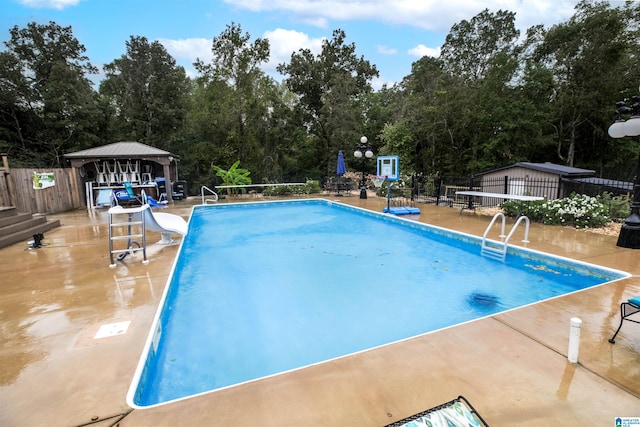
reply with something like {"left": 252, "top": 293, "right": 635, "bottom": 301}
{"left": 481, "top": 213, "right": 530, "bottom": 261}
{"left": 108, "top": 205, "right": 149, "bottom": 267}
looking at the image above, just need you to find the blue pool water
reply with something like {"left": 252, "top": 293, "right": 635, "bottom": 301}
{"left": 128, "top": 199, "right": 628, "bottom": 408}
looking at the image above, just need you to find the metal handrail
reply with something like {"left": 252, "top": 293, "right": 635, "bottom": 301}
{"left": 481, "top": 213, "right": 530, "bottom": 261}
{"left": 482, "top": 212, "right": 506, "bottom": 240}
{"left": 201, "top": 185, "right": 218, "bottom": 204}
{"left": 504, "top": 215, "right": 530, "bottom": 244}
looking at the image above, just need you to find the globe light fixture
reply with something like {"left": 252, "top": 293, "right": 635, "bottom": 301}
{"left": 354, "top": 136, "right": 374, "bottom": 199}
{"left": 608, "top": 96, "right": 640, "bottom": 248}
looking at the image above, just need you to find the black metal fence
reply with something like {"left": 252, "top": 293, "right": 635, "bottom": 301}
{"left": 409, "top": 174, "right": 633, "bottom": 208}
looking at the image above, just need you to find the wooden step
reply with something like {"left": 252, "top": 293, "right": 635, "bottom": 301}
{"left": 0, "top": 206, "right": 17, "bottom": 220}
{"left": 0, "top": 212, "right": 33, "bottom": 228}
{"left": 0, "top": 214, "right": 61, "bottom": 249}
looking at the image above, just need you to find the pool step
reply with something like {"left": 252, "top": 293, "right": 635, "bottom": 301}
{"left": 481, "top": 241, "right": 507, "bottom": 261}
{"left": 481, "top": 214, "right": 530, "bottom": 262}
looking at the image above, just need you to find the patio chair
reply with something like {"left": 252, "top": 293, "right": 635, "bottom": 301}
{"left": 127, "top": 160, "right": 141, "bottom": 184}
{"left": 113, "top": 182, "right": 141, "bottom": 206}
{"left": 106, "top": 161, "right": 119, "bottom": 186}
{"left": 117, "top": 161, "right": 129, "bottom": 183}
{"left": 385, "top": 395, "right": 489, "bottom": 427}
{"left": 608, "top": 295, "right": 640, "bottom": 344}
{"left": 141, "top": 164, "right": 153, "bottom": 183}
{"left": 94, "top": 161, "right": 108, "bottom": 186}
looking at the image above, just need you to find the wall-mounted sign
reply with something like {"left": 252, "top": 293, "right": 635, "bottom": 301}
{"left": 32, "top": 172, "right": 55, "bottom": 189}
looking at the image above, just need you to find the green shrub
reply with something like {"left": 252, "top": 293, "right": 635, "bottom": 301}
{"left": 263, "top": 185, "right": 290, "bottom": 196}
{"left": 303, "top": 180, "right": 321, "bottom": 194}
{"left": 501, "top": 193, "right": 613, "bottom": 229}
{"left": 598, "top": 192, "right": 630, "bottom": 222}
{"left": 211, "top": 160, "right": 251, "bottom": 196}
{"left": 262, "top": 180, "right": 320, "bottom": 197}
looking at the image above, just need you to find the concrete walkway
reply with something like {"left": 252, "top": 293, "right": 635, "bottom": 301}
{"left": 0, "top": 196, "right": 638, "bottom": 426}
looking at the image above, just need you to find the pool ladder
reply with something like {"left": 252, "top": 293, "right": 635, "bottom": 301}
{"left": 481, "top": 213, "right": 530, "bottom": 261}
{"left": 108, "top": 205, "right": 149, "bottom": 267}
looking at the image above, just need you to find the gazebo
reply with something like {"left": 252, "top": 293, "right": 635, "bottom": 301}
{"left": 64, "top": 141, "right": 180, "bottom": 206}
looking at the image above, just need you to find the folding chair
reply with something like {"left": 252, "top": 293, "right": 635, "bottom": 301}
{"left": 106, "top": 161, "right": 119, "bottom": 186}
{"left": 385, "top": 395, "right": 489, "bottom": 427}
{"left": 113, "top": 182, "right": 141, "bottom": 206}
{"left": 117, "top": 161, "right": 129, "bottom": 183}
{"left": 141, "top": 164, "right": 153, "bottom": 183}
{"left": 609, "top": 295, "right": 640, "bottom": 344}
{"left": 128, "top": 160, "right": 141, "bottom": 184}
{"left": 94, "top": 161, "right": 108, "bottom": 186}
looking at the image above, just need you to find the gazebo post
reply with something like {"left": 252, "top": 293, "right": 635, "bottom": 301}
{"left": 162, "top": 163, "right": 173, "bottom": 203}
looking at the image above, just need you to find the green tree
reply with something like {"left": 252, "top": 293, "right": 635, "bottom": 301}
{"left": 0, "top": 21, "right": 99, "bottom": 166}
{"left": 438, "top": 9, "right": 523, "bottom": 173}
{"left": 440, "top": 9, "right": 520, "bottom": 82}
{"left": 401, "top": 48, "right": 496, "bottom": 175}
{"left": 100, "top": 36, "right": 189, "bottom": 151}
{"left": 533, "top": 1, "right": 633, "bottom": 169}
{"left": 277, "top": 29, "right": 379, "bottom": 179}
{"left": 189, "top": 23, "right": 274, "bottom": 182}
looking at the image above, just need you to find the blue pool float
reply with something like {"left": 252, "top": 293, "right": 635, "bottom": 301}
{"left": 382, "top": 206, "right": 421, "bottom": 215}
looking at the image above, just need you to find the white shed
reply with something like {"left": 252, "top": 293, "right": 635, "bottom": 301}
{"left": 475, "top": 162, "right": 595, "bottom": 200}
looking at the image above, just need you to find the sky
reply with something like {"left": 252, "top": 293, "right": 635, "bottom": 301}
{"left": 1, "top": 0, "right": 581, "bottom": 90}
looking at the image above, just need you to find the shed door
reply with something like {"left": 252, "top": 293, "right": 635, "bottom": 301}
{"left": 509, "top": 178, "right": 525, "bottom": 196}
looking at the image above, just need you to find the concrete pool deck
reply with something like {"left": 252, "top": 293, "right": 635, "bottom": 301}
{"left": 1, "top": 195, "right": 639, "bottom": 426}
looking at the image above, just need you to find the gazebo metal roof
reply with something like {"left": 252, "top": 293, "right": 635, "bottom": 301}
{"left": 64, "top": 141, "right": 177, "bottom": 159}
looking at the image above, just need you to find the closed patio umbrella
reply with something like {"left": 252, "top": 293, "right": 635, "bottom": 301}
{"left": 337, "top": 151, "right": 346, "bottom": 176}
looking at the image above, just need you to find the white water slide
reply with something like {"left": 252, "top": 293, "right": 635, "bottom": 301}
{"left": 109, "top": 204, "right": 187, "bottom": 245}
{"left": 144, "top": 208, "right": 187, "bottom": 243}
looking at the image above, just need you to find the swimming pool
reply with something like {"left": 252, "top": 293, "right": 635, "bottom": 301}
{"left": 127, "top": 199, "right": 629, "bottom": 408}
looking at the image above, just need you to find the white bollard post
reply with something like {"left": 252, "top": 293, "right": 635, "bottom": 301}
{"left": 568, "top": 317, "right": 582, "bottom": 363}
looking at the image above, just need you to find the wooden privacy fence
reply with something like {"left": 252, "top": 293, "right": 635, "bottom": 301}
{"left": 0, "top": 163, "right": 84, "bottom": 214}
{"left": 0, "top": 156, "right": 14, "bottom": 207}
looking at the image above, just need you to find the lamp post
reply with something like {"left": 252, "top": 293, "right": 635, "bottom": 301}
{"left": 608, "top": 96, "right": 640, "bottom": 249}
{"left": 354, "top": 136, "right": 373, "bottom": 199}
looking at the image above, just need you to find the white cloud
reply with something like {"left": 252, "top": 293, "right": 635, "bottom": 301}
{"left": 222, "top": 0, "right": 578, "bottom": 34}
{"left": 262, "top": 28, "right": 325, "bottom": 72}
{"left": 158, "top": 38, "right": 213, "bottom": 64}
{"left": 301, "top": 17, "right": 330, "bottom": 29}
{"left": 377, "top": 45, "right": 397, "bottom": 55}
{"left": 157, "top": 30, "right": 325, "bottom": 78}
{"left": 18, "top": 0, "right": 79, "bottom": 9}
{"left": 370, "top": 75, "right": 395, "bottom": 91}
{"left": 408, "top": 44, "right": 440, "bottom": 58}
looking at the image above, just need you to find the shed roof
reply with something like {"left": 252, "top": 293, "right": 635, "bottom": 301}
{"left": 477, "top": 162, "right": 595, "bottom": 178}
{"left": 573, "top": 177, "right": 633, "bottom": 191}
{"left": 64, "top": 141, "right": 177, "bottom": 159}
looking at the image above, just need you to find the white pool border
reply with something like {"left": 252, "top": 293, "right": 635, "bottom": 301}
{"left": 126, "top": 198, "right": 631, "bottom": 409}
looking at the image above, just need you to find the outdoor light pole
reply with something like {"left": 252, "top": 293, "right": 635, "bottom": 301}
{"left": 608, "top": 96, "right": 640, "bottom": 249}
{"left": 354, "top": 136, "right": 373, "bottom": 199}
